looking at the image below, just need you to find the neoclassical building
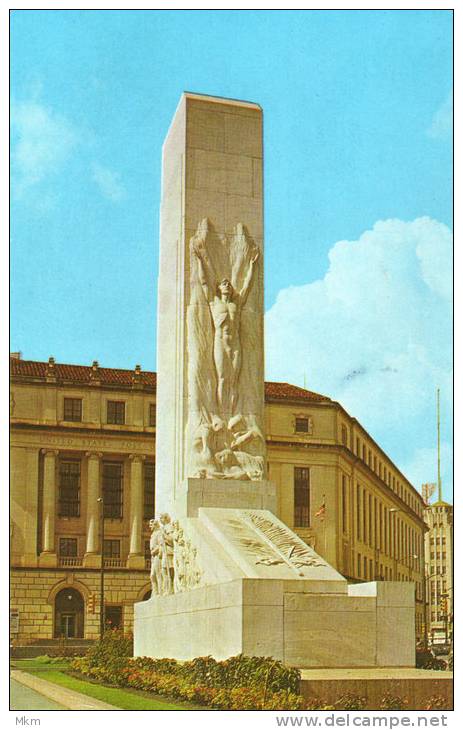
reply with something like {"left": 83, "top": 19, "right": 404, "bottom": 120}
{"left": 10, "top": 355, "right": 427, "bottom": 646}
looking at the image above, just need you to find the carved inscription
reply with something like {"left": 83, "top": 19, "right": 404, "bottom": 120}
{"left": 242, "top": 511, "right": 325, "bottom": 569}
{"left": 224, "top": 511, "right": 326, "bottom": 576}
{"left": 13, "top": 433, "right": 152, "bottom": 452}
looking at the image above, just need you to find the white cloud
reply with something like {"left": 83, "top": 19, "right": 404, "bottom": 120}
{"left": 91, "top": 162, "right": 126, "bottom": 202}
{"left": 265, "top": 217, "right": 452, "bottom": 488}
{"left": 11, "top": 100, "right": 77, "bottom": 193}
{"left": 427, "top": 91, "right": 453, "bottom": 140}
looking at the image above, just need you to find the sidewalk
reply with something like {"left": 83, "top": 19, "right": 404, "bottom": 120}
{"left": 11, "top": 670, "right": 120, "bottom": 711}
{"left": 10, "top": 678, "right": 66, "bottom": 711}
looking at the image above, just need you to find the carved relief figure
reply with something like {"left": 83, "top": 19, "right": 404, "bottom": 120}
{"left": 149, "top": 518, "right": 162, "bottom": 595}
{"left": 192, "top": 222, "right": 259, "bottom": 417}
{"left": 159, "top": 513, "right": 175, "bottom": 594}
{"left": 149, "top": 515, "right": 203, "bottom": 596}
{"left": 187, "top": 218, "right": 266, "bottom": 481}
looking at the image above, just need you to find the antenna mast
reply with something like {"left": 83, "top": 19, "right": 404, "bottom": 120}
{"left": 437, "top": 388, "right": 442, "bottom": 502}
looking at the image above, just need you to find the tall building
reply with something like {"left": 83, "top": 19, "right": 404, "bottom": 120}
{"left": 10, "top": 356, "right": 427, "bottom": 646}
{"left": 424, "top": 498, "right": 453, "bottom": 645}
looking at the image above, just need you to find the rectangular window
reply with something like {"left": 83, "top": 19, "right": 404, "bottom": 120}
{"left": 357, "top": 553, "right": 361, "bottom": 577}
{"left": 294, "top": 467, "right": 310, "bottom": 527}
{"left": 107, "top": 401, "right": 125, "bottom": 425}
{"left": 356, "top": 437, "right": 360, "bottom": 455}
{"left": 362, "top": 444, "right": 366, "bottom": 461}
{"left": 102, "top": 462, "right": 123, "bottom": 518}
{"left": 103, "top": 539, "right": 120, "bottom": 558}
{"left": 341, "top": 424, "right": 348, "bottom": 446}
{"left": 58, "top": 461, "right": 81, "bottom": 517}
{"left": 368, "top": 494, "right": 372, "bottom": 547}
{"left": 295, "top": 417, "right": 309, "bottom": 433}
{"left": 342, "top": 475, "right": 347, "bottom": 533}
{"left": 144, "top": 540, "right": 151, "bottom": 560}
{"left": 363, "top": 556, "right": 367, "bottom": 579}
{"left": 363, "top": 489, "right": 367, "bottom": 544}
{"left": 63, "top": 398, "right": 82, "bottom": 422}
{"left": 59, "top": 538, "right": 77, "bottom": 556}
{"left": 144, "top": 462, "right": 155, "bottom": 520}
{"left": 356, "top": 484, "right": 361, "bottom": 540}
{"left": 105, "top": 605, "right": 122, "bottom": 629}
{"left": 149, "top": 403, "right": 156, "bottom": 427}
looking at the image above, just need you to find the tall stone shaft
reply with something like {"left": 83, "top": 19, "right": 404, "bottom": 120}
{"left": 155, "top": 93, "right": 267, "bottom": 515}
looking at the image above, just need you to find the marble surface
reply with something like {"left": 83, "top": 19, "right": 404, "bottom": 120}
{"left": 135, "top": 508, "right": 415, "bottom": 667}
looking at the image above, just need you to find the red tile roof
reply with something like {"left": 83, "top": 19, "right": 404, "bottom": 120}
{"left": 10, "top": 358, "right": 157, "bottom": 388}
{"left": 10, "top": 357, "right": 329, "bottom": 402}
{"left": 264, "top": 381, "right": 330, "bottom": 403}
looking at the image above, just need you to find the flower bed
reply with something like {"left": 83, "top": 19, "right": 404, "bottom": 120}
{"left": 70, "top": 630, "right": 448, "bottom": 711}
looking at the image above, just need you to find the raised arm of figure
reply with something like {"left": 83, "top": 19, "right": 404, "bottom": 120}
{"left": 192, "top": 246, "right": 212, "bottom": 301}
{"left": 239, "top": 248, "right": 260, "bottom": 305}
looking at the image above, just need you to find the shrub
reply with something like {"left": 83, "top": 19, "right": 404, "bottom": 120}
{"left": 303, "top": 698, "right": 336, "bottom": 711}
{"left": 70, "top": 629, "right": 132, "bottom": 684}
{"left": 333, "top": 693, "right": 367, "bottom": 710}
{"left": 379, "top": 693, "right": 408, "bottom": 711}
{"left": 179, "top": 654, "right": 300, "bottom": 694}
{"left": 71, "top": 644, "right": 303, "bottom": 710}
{"left": 423, "top": 695, "right": 449, "bottom": 711}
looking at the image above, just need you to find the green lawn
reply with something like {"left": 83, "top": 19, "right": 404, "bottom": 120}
{"left": 26, "top": 669, "right": 204, "bottom": 711}
{"left": 11, "top": 657, "right": 71, "bottom": 672}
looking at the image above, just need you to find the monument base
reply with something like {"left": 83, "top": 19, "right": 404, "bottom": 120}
{"left": 134, "top": 507, "right": 415, "bottom": 668}
{"left": 134, "top": 577, "right": 415, "bottom": 668}
{"left": 299, "top": 668, "right": 453, "bottom": 710}
{"left": 174, "top": 477, "right": 277, "bottom": 517}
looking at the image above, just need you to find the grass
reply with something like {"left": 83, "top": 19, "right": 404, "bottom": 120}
{"left": 11, "top": 657, "right": 71, "bottom": 672}
{"left": 25, "top": 669, "right": 204, "bottom": 711}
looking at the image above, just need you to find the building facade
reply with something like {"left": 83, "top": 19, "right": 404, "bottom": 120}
{"left": 10, "top": 356, "right": 427, "bottom": 645}
{"left": 424, "top": 499, "right": 453, "bottom": 645}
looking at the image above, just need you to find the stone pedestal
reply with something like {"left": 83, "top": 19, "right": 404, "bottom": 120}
{"left": 38, "top": 552, "right": 57, "bottom": 568}
{"left": 174, "top": 478, "right": 277, "bottom": 517}
{"left": 134, "top": 508, "right": 415, "bottom": 667}
{"left": 83, "top": 553, "right": 101, "bottom": 569}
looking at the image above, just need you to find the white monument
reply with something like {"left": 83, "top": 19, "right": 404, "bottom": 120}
{"left": 134, "top": 93, "right": 415, "bottom": 668}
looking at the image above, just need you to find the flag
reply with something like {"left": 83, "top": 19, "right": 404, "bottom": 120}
{"left": 314, "top": 501, "right": 326, "bottom": 520}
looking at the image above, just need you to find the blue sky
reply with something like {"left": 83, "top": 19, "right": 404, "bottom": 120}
{"left": 10, "top": 10, "right": 453, "bottom": 500}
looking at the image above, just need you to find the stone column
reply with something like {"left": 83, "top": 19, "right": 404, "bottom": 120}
{"left": 24, "top": 448, "right": 40, "bottom": 566}
{"left": 127, "top": 454, "right": 146, "bottom": 569}
{"left": 156, "top": 92, "right": 271, "bottom": 517}
{"left": 39, "top": 449, "right": 58, "bottom": 567}
{"left": 84, "top": 452, "right": 102, "bottom": 568}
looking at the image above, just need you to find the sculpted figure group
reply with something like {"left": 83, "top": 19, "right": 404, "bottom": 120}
{"left": 149, "top": 514, "right": 202, "bottom": 596}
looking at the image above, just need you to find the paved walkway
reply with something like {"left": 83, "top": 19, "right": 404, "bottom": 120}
{"left": 10, "top": 678, "right": 66, "bottom": 711}
{"left": 10, "top": 671, "right": 119, "bottom": 711}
